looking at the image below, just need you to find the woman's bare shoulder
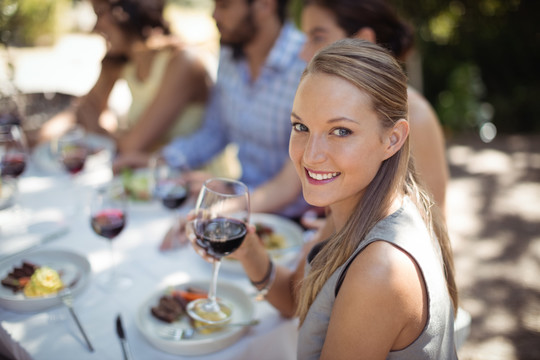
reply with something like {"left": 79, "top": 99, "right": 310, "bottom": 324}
{"left": 328, "top": 241, "right": 427, "bottom": 352}
{"left": 406, "top": 87, "right": 446, "bottom": 151}
{"left": 162, "top": 42, "right": 211, "bottom": 79}
{"left": 347, "top": 240, "right": 419, "bottom": 286}
{"left": 407, "top": 87, "right": 440, "bottom": 128}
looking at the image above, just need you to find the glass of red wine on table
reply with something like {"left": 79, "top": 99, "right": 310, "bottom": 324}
{"left": 0, "top": 124, "right": 27, "bottom": 177}
{"left": 54, "top": 125, "right": 90, "bottom": 218}
{"left": 90, "top": 180, "right": 131, "bottom": 291}
{"left": 186, "top": 177, "right": 250, "bottom": 325}
{"left": 0, "top": 124, "right": 28, "bottom": 216}
{"left": 150, "top": 152, "right": 190, "bottom": 249}
{"left": 56, "top": 125, "right": 88, "bottom": 177}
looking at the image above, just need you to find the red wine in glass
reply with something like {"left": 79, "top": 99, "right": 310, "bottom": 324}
{"left": 0, "top": 124, "right": 27, "bottom": 180}
{"left": 195, "top": 217, "right": 247, "bottom": 259}
{"left": 90, "top": 209, "right": 126, "bottom": 240}
{"left": 60, "top": 145, "right": 88, "bottom": 175}
{"left": 157, "top": 183, "right": 188, "bottom": 210}
{"left": 0, "top": 153, "right": 26, "bottom": 178}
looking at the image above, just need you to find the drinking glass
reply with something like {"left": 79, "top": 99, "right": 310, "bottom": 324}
{"left": 89, "top": 180, "right": 131, "bottom": 290}
{"left": 0, "top": 124, "right": 28, "bottom": 216}
{"left": 56, "top": 125, "right": 88, "bottom": 176}
{"left": 150, "top": 152, "right": 190, "bottom": 248}
{"left": 186, "top": 178, "right": 250, "bottom": 325}
{"left": 0, "top": 124, "right": 28, "bottom": 180}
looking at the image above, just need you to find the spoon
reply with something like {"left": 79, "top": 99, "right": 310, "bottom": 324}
{"left": 160, "top": 319, "right": 260, "bottom": 340}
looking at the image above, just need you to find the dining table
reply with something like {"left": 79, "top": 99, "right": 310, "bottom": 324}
{"left": 0, "top": 142, "right": 300, "bottom": 360}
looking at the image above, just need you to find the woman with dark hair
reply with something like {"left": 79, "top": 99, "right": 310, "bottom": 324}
{"left": 40, "top": 0, "right": 234, "bottom": 176}
{"left": 299, "top": 0, "right": 449, "bottom": 217}
{"left": 191, "top": 39, "right": 458, "bottom": 358}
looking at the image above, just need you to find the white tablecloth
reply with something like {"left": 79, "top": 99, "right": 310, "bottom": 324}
{"left": 0, "top": 159, "right": 299, "bottom": 360}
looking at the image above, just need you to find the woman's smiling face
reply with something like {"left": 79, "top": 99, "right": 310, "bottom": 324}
{"left": 289, "top": 72, "right": 393, "bottom": 217}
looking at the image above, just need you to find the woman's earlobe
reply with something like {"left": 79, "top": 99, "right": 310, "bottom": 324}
{"left": 384, "top": 119, "right": 409, "bottom": 159}
{"left": 392, "top": 119, "right": 409, "bottom": 146}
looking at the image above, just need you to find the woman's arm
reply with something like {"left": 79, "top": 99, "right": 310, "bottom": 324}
{"left": 227, "top": 216, "right": 333, "bottom": 318}
{"left": 116, "top": 48, "right": 211, "bottom": 153}
{"left": 250, "top": 159, "right": 303, "bottom": 214}
{"left": 76, "top": 55, "right": 123, "bottom": 134}
{"left": 38, "top": 55, "right": 121, "bottom": 142}
{"left": 407, "top": 88, "right": 449, "bottom": 217}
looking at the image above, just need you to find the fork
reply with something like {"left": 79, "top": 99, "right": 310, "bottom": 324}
{"left": 158, "top": 319, "right": 260, "bottom": 340}
{"left": 60, "top": 286, "right": 94, "bottom": 352}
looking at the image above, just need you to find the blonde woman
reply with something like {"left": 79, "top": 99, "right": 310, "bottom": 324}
{"left": 299, "top": 0, "right": 449, "bottom": 222}
{"left": 191, "top": 39, "right": 458, "bottom": 359}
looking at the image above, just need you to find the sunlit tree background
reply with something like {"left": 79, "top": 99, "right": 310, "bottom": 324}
{"left": 392, "top": 0, "right": 540, "bottom": 135}
{"left": 1, "top": 0, "right": 539, "bottom": 135}
{"left": 293, "top": 0, "right": 540, "bottom": 136}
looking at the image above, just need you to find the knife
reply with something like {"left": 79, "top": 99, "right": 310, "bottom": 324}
{"left": 116, "top": 314, "right": 133, "bottom": 360}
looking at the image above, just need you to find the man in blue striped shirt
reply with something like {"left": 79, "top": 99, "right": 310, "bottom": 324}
{"left": 163, "top": 0, "right": 309, "bottom": 219}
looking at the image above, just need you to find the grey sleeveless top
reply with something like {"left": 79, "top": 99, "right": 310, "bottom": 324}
{"left": 297, "top": 197, "right": 457, "bottom": 359}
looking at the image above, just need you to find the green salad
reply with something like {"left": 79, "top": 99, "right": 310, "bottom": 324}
{"left": 121, "top": 169, "right": 152, "bottom": 201}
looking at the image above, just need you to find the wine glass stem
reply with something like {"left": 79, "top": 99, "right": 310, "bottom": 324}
{"left": 208, "top": 259, "right": 222, "bottom": 306}
{"left": 109, "top": 240, "right": 116, "bottom": 284}
{"left": 12, "top": 180, "right": 25, "bottom": 227}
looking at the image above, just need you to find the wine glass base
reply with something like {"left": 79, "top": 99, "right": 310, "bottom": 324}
{"left": 186, "top": 298, "right": 232, "bottom": 325}
{"left": 94, "top": 272, "right": 132, "bottom": 292}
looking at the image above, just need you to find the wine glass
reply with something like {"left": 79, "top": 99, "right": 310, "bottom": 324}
{"left": 56, "top": 125, "right": 88, "bottom": 176}
{"left": 0, "top": 124, "right": 28, "bottom": 219}
{"left": 186, "top": 178, "right": 250, "bottom": 325}
{"left": 89, "top": 180, "right": 131, "bottom": 290}
{"left": 150, "top": 152, "right": 190, "bottom": 248}
{"left": 0, "top": 123, "right": 28, "bottom": 179}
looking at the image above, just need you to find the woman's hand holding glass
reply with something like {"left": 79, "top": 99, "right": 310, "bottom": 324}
{"left": 185, "top": 177, "right": 250, "bottom": 325}
{"left": 187, "top": 213, "right": 261, "bottom": 263}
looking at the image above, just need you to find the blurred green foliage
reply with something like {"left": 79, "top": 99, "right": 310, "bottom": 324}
{"left": 0, "top": 0, "right": 70, "bottom": 47}
{"left": 392, "top": 0, "right": 540, "bottom": 134}
{"left": 2, "top": 0, "right": 538, "bottom": 134}
{"left": 291, "top": 0, "right": 539, "bottom": 134}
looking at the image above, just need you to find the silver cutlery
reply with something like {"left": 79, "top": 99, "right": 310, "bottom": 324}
{"left": 116, "top": 314, "right": 133, "bottom": 360}
{"left": 59, "top": 286, "right": 94, "bottom": 352}
{"left": 158, "top": 319, "right": 260, "bottom": 340}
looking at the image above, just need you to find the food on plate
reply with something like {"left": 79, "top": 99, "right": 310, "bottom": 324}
{"left": 23, "top": 266, "right": 64, "bottom": 297}
{"left": 151, "top": 294, "right": 186, "bottom": 323}
{"left": 151, "top": 286, "right": 207, "bottom": 323}
{"left": 150, "top": 286, "right": 227, "bottom": 334}
{"left": 191, "top": 309, "right": 232, "bottom": 333}
{"left": 1, "top": 261, "right": 39, "bottom": 293}
{"left": 121, "top": 168, "right": 151, "bottom": 201}
{"left": 1, "top": 262, "right": 64, "bottom": 297}
{"left": 255, "top": 223, "right": 286, "bottom": 250}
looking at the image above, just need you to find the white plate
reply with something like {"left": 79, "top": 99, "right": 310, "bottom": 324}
{"left": 136, "top": 279, "right": 255, "bottom": 356}
{"left": 0, "top": 249, "right": 91, "bottom": 312}
{"left": 221, "top": 213, "right": 304, "bottom": 273}
{"left": 32, "top": 133, "right": 115, "bottom": 174}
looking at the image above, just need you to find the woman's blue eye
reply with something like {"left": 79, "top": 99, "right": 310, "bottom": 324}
{"left": 292, "top": 123, "right": 308, "bottom": 132}
{"left": 333, "top": 128, "right": 351, "bottom": 136}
